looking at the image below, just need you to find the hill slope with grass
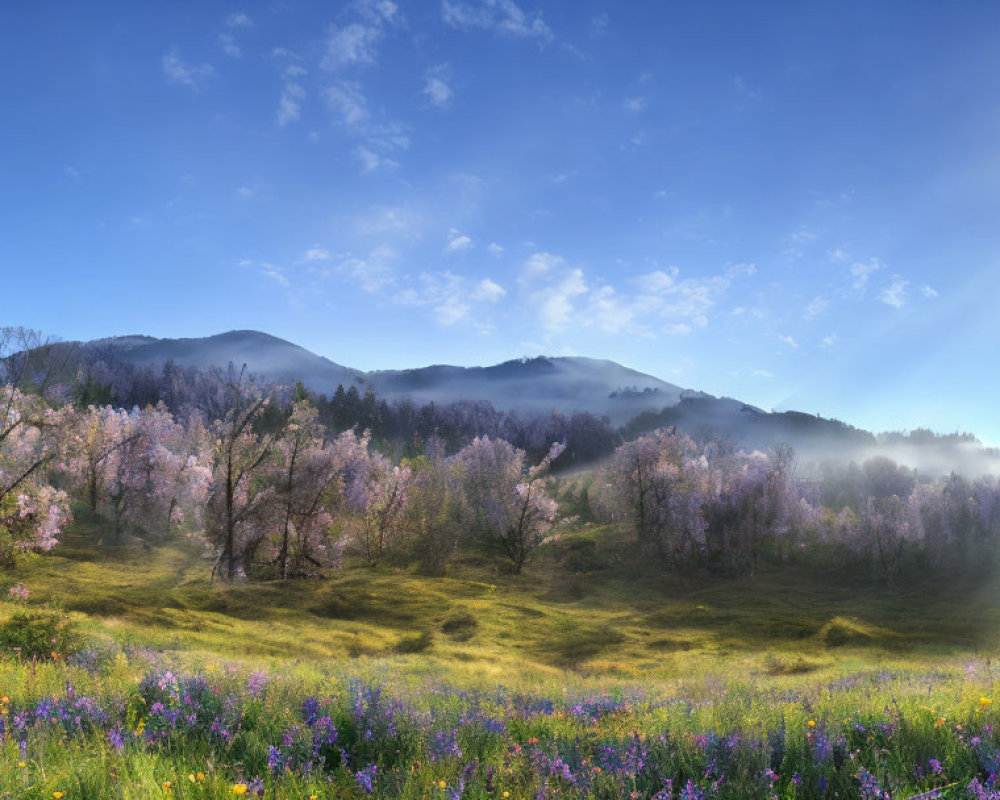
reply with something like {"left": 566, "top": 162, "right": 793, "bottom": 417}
{"left": 9, "top": 515, "right": 998, "bottom": 680}
{"left": 3, "top": 517, "right": 1000, "bottom": 798}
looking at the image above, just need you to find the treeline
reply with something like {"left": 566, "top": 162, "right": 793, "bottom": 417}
{"left": 601, "top": 430, "right": 1000, "bottom": 583}
{"left": 0, "top": 367, "right": 565, "bottom": 579}
{"left": 72, "top": 350, "right": 620, "bottom": 469}
{"left": 6, "top": 327, "right": 1000, "bottom": 588}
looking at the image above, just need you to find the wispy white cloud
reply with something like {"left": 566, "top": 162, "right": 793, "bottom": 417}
{"left": 323, "top": 2, "right": 400, "bottom": 69}
{"left": 323, "top": 23, "right": 383, "bottom": 68}
{"left": 331, "top": 245, "right": 397, "bottom": 293}
{"left": 353, "top": 205, "right": 423, "bottom": 237}
{"left": 354, "top": 145, "right": 398, "bottom": 173}
{"left": 225, "top": 12, "right": 253, "bottom": 28}
{"left": 277, "top": 81, "right": 306, "bottom": 126}
{"left": 487, "top": 242, "right": 504, "bottom": 256}
{"left": 519, "top": 255, "right": 736, "bottom": 335}
{"left": 751, "top": 369, "right": 774, "bottom": 379}
{"left": 423, "top": 64, "right": 454, "bottom": 108}
{"left": 442, "top": 0, "right": 553, "bottom": 42}
{"left": 259, "top": 262, "right": 289, "bottom": 286}
{"left": 879, "top": 276, "right": 908, "bottom": 309}
{"left": 472, "top": 278, "right": 506, "bottom": 302}
{"left": 162, "top": 51, "right": 215, "bottom": 89}
{"left": 302, "top": 248, "right": 331, "bottom": 261}
{"left": 324, "top": 81, "right": 369, "bottom": 126}
{"left": 733, "top": 75, "right": 760, "bottom": 100}
{"left": 530, "top": 268, "right": 588, "bottom": 331}
{"left": 778, "top": 334, "right": 799, "bottom": 348}
{"left": 622, "top": 96, "right": 646, "bottom": 112}
{"left": 633, "top": 267, "right": 678, "bottom": 294}
{"left": 850, "top": 257, "right": 883, "bottom": 291}
{"left": 822, "top": 334, "right": 837, "bottom": 348}
{"left": 726, "top": 262, "right": 756, "bottom": 278}
{"left": 355, "top": 0, "right": 400, "bottom": 23}
{"left": 393, "top": 271, "right": 505, "bottom": 328}
{"left": 783, "top": 227, "right": 816, "bottom": 260}
{"left": 519, "top": 252, "right": 564, "bottom": 284}
{"left": 219, "top": 34, "right": 241, "bottom": 58}
{"left": 804, "top": 295, "right": 828, "bottom": 320}
{"left": 445, "top": 228, "right": 473, "bottom": 252}
{"left": 921, "top": 285, "right": 939, "bottom": 298}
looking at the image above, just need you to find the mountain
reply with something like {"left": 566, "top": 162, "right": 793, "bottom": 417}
{"left": 365, "top": 356, "right": 697, "bottom": 424}
{"left": 92, "top": 331, "right": 691, "bottom": 425}
{"left": 93, "top": 330, "right": 364, "bottom": 397}
{"left": 70, "top": 329, "right": 999, "bottom": 474}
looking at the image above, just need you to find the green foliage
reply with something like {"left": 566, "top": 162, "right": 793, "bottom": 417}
{"left": 0, "top": 608, "right": 81, "bottom": 660}
{"left": 394, "top": 630, "right": 433, "bottom": 653}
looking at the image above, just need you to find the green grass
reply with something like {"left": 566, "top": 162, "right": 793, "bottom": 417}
{"left": 4, "top": 517, "right": 998, "bottom": 683}
{"left": 1, "top": 517, "right": 1000, "bottom": 797}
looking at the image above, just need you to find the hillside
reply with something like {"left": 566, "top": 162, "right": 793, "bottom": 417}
{"left": 14, "top": 516, "right": 998, "bottom": 677}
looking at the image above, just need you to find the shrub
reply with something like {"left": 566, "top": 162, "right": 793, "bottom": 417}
{"left": 394, "top": 631, "right": 433, "bottom": 653}
{"left": 0, "top": 609, "right": 82, "bottom": 660}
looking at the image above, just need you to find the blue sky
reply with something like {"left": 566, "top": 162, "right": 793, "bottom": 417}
{"left": 4, "top": 1, "right": 1000, "bottom": 442}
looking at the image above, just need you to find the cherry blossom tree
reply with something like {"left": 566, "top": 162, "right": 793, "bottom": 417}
{"left": 0, "top": 385, "right": 71, "bottom": 566}
{"left": 270, "top": 401, "right": 342, "bottom": 578}
{"left": 62, "top": 404, "right": 139, "bottom": 516}
{"left": 702, "top": 443, "right": 797, "bottom": 575}
{"left": 343, "top": 432, "right": 411, "bottom": 566}
{"left": 606, "top": 429, "right": 708, "bottom": 564}
{"left": 205, "top": 372, "right": 276, "bottom": 582}
{"left": 456, "top": 436, "right": 564, "bottom": 573}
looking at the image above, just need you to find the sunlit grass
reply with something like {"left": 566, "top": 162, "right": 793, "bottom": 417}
{"left": 1, "top": 517, "right": 1000, "bottom": 796}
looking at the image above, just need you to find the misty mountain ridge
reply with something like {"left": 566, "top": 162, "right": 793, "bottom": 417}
{"left": 78, "top": 329, "right": 999, "bottom": 476}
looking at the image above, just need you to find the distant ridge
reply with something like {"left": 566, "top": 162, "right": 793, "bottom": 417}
{"left": 93, "top": 331, "right": 688, "bottom": 425}
{"left": 72, "top": 329, "right": 1000, "bottom": 475}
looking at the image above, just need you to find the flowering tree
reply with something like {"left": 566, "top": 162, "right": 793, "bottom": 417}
{"left": 456, "top": 436, "right": 564, "bottom": 573}
{"left": 143, "top": 409, "right": 213, "bottom": 542}
{"left": 606, "top": 429, "right": 708, "bottom": 564}
{"left": 702, "top": 443, "right": 797, "bottom": 575}
{"left": 205, "top": 372, "right": 275, "bottom": 582}
{"left": 270, "top": 401, "right": 341, "bottom": 578}
{"left": 0, "top": 385, "right": 71, "bottom": 566}
{"left": 343, "top": 432, "right": 411, "bottom": 566}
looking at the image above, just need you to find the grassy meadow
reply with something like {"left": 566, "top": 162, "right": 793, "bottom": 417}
{"left": 2, "top": 514, "right": 1000, "bottom": 798}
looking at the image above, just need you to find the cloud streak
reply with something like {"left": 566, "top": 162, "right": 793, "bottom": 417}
{"left": 442, "top": 0, "right": 553, "bottom": 41}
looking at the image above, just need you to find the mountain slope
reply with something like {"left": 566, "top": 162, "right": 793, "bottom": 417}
{"left": 92, "top": 332, "right": 690, "bottom": 424}
{"left": 366, "top": 356, "right": 691, "bottom": 423}
{"left": 104, "top": 330, "right": 365, "bottom": 396}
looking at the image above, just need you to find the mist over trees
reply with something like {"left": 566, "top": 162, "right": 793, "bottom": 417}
{"left": 4, "top": 325, "right": 1000, "bottom": 587}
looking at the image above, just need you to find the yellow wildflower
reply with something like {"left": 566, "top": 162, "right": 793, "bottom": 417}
{"left": 807, "top": 719, "right": 816, "bottom": 728}
{"left": 981, "top": 697, "right": 993, "bottom": 707}
{"left": 188, "top": 774, "right": 196, "bottom": 783}
{"left": 53, "top": 794, "right": 65, "bottom": 800}
{"left": 232, "top": 784, "right": 249, "bottom": 796}
{"left": 438, "top": 780, "right": 447, "bottom": 788}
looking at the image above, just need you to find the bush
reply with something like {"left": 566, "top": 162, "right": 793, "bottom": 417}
{"left": 0, "top": 609, "right": 82, "bottom": 660}
{"left": 394, "top": 631, "right": 433, "bottom": 653}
